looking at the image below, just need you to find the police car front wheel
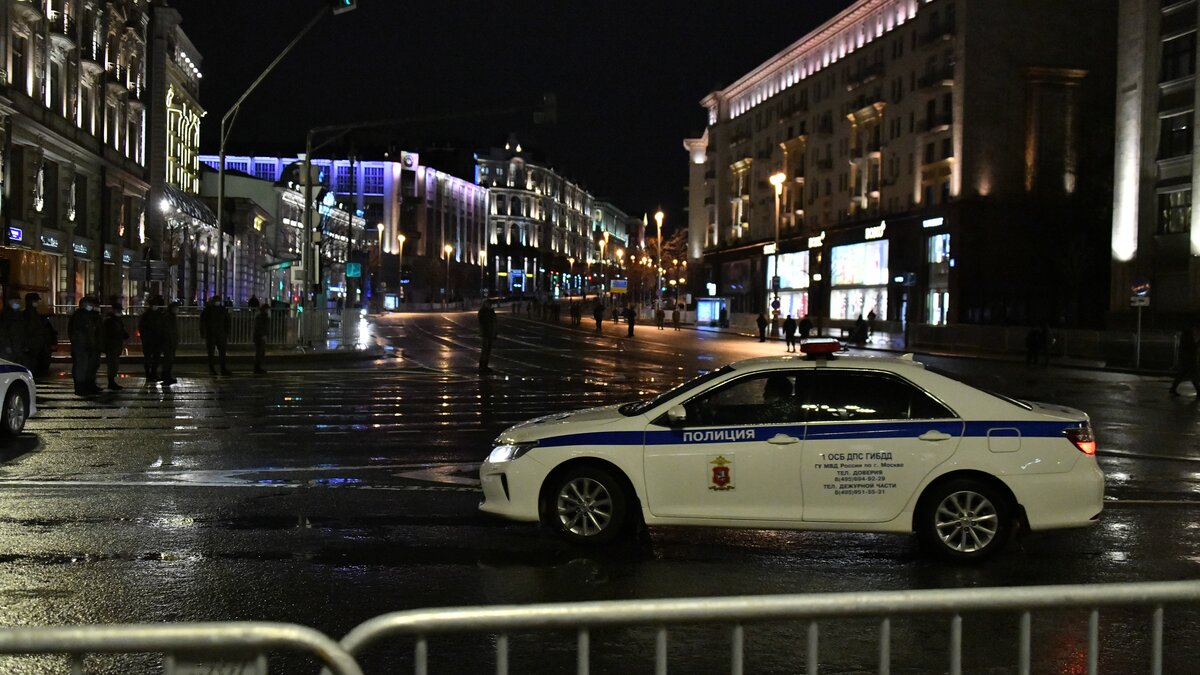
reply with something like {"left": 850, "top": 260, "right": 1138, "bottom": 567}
{"left": 918, "top": 479, "right": 1013, "bottom": 561}
{"left": 551, "top": 466, "right": 631, "bottom": 545}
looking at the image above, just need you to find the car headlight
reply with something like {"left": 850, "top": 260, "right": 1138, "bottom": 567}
{"left": 487, "top": 442, "right": 537, "bottom": 463}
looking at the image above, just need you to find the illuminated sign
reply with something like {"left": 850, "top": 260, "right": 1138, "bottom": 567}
{"left": 103, "top": 248, "right": 113, "bottom": 261}
{"left": 40, "top": 234, "right": 60, "bottom": 250}
{"left": 808, "top": 231, "right": 826, "bottom": 248}
{"left": 922, "top": 216, "right": 945, "bottom": 228}
{"left": 762, "top": 243, "right": 777, "bottom": 255}
{"left": 865, "top": 221, "right": 887, "bottom": 240}
{"left": 122, "top": 252, "right": 132, "bottom": 264}
{"left": 346, "top": 262, "right": 362, "bottom": 278}
{"left": 7, "top": 227, "right": 22, "bottom": 242}
{"left": 72, "top": 242, "right": 89, "bottom": 256}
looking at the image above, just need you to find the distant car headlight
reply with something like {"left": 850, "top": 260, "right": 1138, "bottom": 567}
{"left": 487, "top": 442, "right": 537, "bottom": 463}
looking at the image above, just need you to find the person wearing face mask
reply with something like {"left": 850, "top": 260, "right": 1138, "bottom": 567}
{"left": 101, "top": 301, "right": 129, "bottom": 391}
{"left": 0, "top": 295, "right": 26, "bottom": 368}
{"left": 22, "top": 293, "right": 55, "bottom": 377}
{"left": 68, "top": 296, "right": 102, "bottom": 396}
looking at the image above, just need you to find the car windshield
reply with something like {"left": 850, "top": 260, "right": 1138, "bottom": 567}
{"left": 618, "top": 365, "right": 734, "bottom": 416}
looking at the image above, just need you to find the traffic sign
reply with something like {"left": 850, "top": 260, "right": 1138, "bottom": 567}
{"left": 611, "top": 279, "right": 628, "bottom": 294}
{"left": 1130, "top": 296, "right": 1150, "bottom": 307}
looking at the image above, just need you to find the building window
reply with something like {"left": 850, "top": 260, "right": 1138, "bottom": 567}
{"left": 335, "top": 164, "right": 352, "bottom": 192}
{"left": 1158, "top": 189, "right": 1191, "bottom": 234}
{"left": 1162, "top": 33, "right": 1197, "bottom": 83}
{"left": 363, "top": 166, "right": 384, "bottom": 194}
{"left": 255, "top": 162, "right": 275, "bottom": 182}
{"left": 1160, "top": 113, "right": 1193, "bottom": 159}
{"left": 928, "top": 233, "right": 950, "bottom": 263}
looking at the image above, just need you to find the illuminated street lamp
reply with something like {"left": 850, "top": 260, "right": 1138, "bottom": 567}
{"left": 654, "top": 210, "right": 664, "bottom": 308}
{"left": 444, "top": 244, "right": 454, "bottom": 307}
{"left": 567, "top": 256, "right": 575, "bottom": 298}
{"left": 768, "top": 172, "right": 787, "bottom": 306}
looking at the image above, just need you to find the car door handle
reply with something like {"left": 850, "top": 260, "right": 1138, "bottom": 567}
{"left": 918, "top": 430, "right": 953, "bottom": 441}
{"left": 767, "top": 434, "right": 801, "bottom": 445}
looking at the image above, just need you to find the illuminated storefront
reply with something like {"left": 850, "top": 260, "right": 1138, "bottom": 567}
{"left": 765, "top": 250, "right": 810, "bottom": 319}
{"left": 829, "top": 240, "right": 889, "bottom": 321}
{"left": 926, "top": 233, "right": 951, "bottom": 325}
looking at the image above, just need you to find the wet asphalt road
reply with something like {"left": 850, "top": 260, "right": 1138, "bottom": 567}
{"left": 1, "top": 311, "right": 1199, "bottom": 674}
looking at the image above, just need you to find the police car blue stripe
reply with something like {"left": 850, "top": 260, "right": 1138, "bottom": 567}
{"left": 0, "top": 365, "right": 29, "bottom": 375}
{"left": 534, "top": 419, "right": 1085, "bottom": 448}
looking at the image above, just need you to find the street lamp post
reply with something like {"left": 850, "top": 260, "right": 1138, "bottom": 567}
{"left": 768, "top": 172, "right": 787, "bottom": 332}
{"left": 444, "top": 244, "right": 454, "bottom": 308}
{"left": 653, "top": 211, "right": 664, "bottom": 311}
{"left": 567, "top": 257, "right": 575, "bottom": 298}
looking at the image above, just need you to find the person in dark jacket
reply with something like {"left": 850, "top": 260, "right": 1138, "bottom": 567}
{"left": 199, "top": 295, "right": 232, "bottom": 376}
{"left": 1171, "top": 327, "right": 1200, "bottom": 396}
{"left": 68, "top": 296, "right": 102, "bottom": 396}
{"left": 478, "top": 299, "right": 497, "bottom": 372}
{"left": 783, "top": 315, "right": 798, "bottom": 353}
{"left": 102, "top": 303, "right": 130, "bottom": 390}
{"left": 139, "top": 297, "right": 163, "bottom": 382}
{"left": 798, "top": 315, "right": 814, "bottom": 339}
{"left": 22, "top": 293, "right": 55, "bottom": 377}
{"left": 159, "top": 301, "right": 180, "bottom": 386}
{"left": 756, "top": 313, "right": 769, "bottom": 342}
{"left": 253, "top": 304, "right": 269, "bottom": 374}
{"left": 623, "top": 304, "right": 636, "bottom": 337}
{"left": 0, "top": 295, "right": 26, "bottom": 367}
{"left": 593, "top": 302, "right": 604, "bottom": 333}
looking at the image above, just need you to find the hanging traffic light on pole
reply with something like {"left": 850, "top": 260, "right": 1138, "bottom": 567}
{"left": 330, "top": 0, "right": 357, "bottom": 15}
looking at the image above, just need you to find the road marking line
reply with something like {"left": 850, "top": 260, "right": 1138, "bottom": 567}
{"left": 1097, "top": 450, "right": 1200, "bottom": 463}
{"left": 1105, "top": 499, "right": 1200, "bottom": 506}
{"left": 0, "top": 479, "right": 479, "bottom": 493}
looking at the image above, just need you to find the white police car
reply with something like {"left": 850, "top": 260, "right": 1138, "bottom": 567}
{"left": 479, "top": 341, "right": 1104, "bottom": 560}
{"left": 0, "top": 360, "right": 34, "bottom": 436}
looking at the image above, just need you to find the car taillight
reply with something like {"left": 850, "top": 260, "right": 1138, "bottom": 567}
{"left": 1065, "top": 427, "right": 1096, "bottom": 455}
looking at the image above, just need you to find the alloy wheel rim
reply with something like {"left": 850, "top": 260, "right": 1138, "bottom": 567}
{"left": 6, "top": 395, "right": 24, "bottom": 433}
{"left": 934, "top": 490, "right": 998, "bottom": 553}
{"left": 556, "top": 477, "right": 613, "bottom": 536}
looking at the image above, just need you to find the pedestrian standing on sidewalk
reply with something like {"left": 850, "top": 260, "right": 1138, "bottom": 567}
{"left": 22, "top": 293, "right": 54, "bottom": 377}
{"left": 783, "top": 315, "right": 798, "bottom": 353}
{"left": 478, "top": 298, "right": 497, "bottom": 372}
{"left": 799, "top": 314, "right": 814, "bottom": 339}
{"left": 593, "top": 302, "right": 604, "bottom": 333}
{"left": 200, "top": 295, "right": 231, "bottom": 376}
{"left": 671, "top": 304, "right": 681, "bottom": 331}
{"left": 253, "top": 304, "right": 270, "bottom": 374}
{"left": 623, "top": 304, "right": 636, "bottom": 337}
{"left": 655, "top": 303, "right": 666, "bottom": 330}
{"left": 139, "top": 297, "right": 163, "bottom": 382}
{"left": 756, "top": 313, "right": 768, "bottom": 342}
{"left": 68, "top": 296, "right": 101, "bottom": 396}
{"left": 102, "top": 302, "right": 129, "bottom": 390}
{"left": 1025, "top": 326, "right": 1045, "bottom": 366}
{"left": 1171, "top": 326, "right": 1200, "bottom": 396}
{"left": 159, "top": 301, "right": 180, "bottom": 386}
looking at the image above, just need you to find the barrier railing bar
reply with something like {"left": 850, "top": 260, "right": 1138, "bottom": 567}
{"left": 496, "top": 633, "right": 508, "bottom": 675}
{"left": 655, "top": 627, "right": 667, "bottom": 675}
{"left": 1151, "top": 606, "right": 1163, "bottom": 675}
{"left": 415, "top": 636, "right": 427, "bottom": 675}
{"left": 1018, "top": 611, "right": 1030, "bottom": 675}
{"left": 731, "top": 623, "right": 743, "bottom": 675}
{"left": 0, "top": 622, "right": 362, "bottom": 675}
{"left": 949, "top": 614, "right": 961, "bottom": 675}
{"left": 577, "top": 627, "right": 588, "bottom": 675}
{"left": 878, "top": 617, "right": 890, "bottom": 675}
{"left": 1088, "top": 609, "right": 1098, "bottom": 675}
{"left": 806, "top": 621, "right": 818, "bottom": 675}
{"left": 70, "top": 653, "right": 84, "bottom": 675}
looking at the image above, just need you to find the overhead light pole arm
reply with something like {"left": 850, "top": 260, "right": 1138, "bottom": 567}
{"left": 216, "top": 3, "right": 331, "bottom": 298}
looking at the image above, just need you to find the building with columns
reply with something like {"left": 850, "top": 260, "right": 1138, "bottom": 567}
{"left": 0, "top": 0, "right": 152, "bottom": 308}
{"left": 686, "top": 0, "right": 1117, "bottom": 330}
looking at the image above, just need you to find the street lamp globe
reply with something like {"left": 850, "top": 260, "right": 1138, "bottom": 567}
{"left": 444, "top": 244, "right": 454, "bottom": 256}
{"left": 769, "top": 171, "right": 787, "bottom": 194}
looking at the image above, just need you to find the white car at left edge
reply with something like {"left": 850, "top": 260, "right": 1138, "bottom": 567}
{"left": 0, "top": 359, "right": 35, "bottom": 435}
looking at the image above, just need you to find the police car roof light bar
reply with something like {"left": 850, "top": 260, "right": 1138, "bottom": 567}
{"left": 800, "top": 338, "right": 843, "bottom": 360}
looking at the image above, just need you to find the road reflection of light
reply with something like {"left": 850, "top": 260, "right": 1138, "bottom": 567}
{"left": 151, "top": 515, "right": 196, "bottom": 529}
{"left": 1107, "top": 471, "right": 1130, "bottom": 484}
{"left": 1105, "top": 550, "right": 1129, "bottom": 563}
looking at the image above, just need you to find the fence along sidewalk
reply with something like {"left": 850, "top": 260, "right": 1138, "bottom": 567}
{"left": 334, "top": 579, "right": 1200, "bottom": 675}
{"left": 0, "top": 621, "right": 363, "bottom": 675}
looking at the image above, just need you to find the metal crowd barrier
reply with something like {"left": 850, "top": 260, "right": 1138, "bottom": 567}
{"left": 335, "top": 579, "right": 1200, "bottom": 675}
{"left": 0, "top": 621, "right": 362, "bottom": 675}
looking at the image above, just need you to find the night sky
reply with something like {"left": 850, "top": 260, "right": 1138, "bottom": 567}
{"left": 168, "top": 0, "right": 850, "bottom": 231}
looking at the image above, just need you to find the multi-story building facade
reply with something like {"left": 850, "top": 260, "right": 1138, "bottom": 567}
{"left": 1111, "top": 0, "right": 1200, "bottom": 326}
{"left": 686, "top": 0, "right": 1116, "bottom": 330}
{"left": 0, "top": 0, "right": 152, "bottom": 308}
{"left": 476, "top": 143, "right": 594, "bottom": 298}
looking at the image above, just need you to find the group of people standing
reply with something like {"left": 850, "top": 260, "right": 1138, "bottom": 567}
{"left": 0, "top": 293, "right": 58, "bottom": 377}
{"left": 757, "top": 312, "right": 815, "bottom": 352}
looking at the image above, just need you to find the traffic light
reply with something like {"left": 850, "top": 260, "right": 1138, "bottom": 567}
{"left": 330, "top": 0, "right": 357, "bottom": 15}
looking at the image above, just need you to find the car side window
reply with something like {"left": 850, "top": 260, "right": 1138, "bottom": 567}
{"left": 804, "top": 371, "right": 955, "bottom": 422}
{"left": 684, "top": 372, "right": 805, "bottom": 427}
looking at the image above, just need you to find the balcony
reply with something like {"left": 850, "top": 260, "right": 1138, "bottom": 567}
{"left": 921, "top": 23, "right": 956, "bottom": 47}
{"left": 49, "top": 12, "right": 76, "bottom": 49}
{"left": 918, "top": 66, "right": 955, "bottom": 90}
{"left": 80, "top": 31, "right": 104, "bottom": 74}
{"left": 921, "top": 113, "right": 954, "bottom": 132}
{"left": 846, "top": 62, "right": 885, "bottom": 91}
{"left": 792, "top": 167, "right": 805, "bottom": 183}
{"left": 11, "top": 0, "right": 45, "bottom": 23}
{"left": 106, "top": 65, "right": 127, "bottom": 94}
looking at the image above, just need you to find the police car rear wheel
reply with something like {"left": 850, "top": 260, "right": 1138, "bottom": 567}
{"left": 919, "top": 479, "right": 1012, "bottom": 561}
{"left": 552, "top": 466, "right": 629, "bottom": 544}
{"left": 1, "top": 385, "right": 27, "bottom": 436}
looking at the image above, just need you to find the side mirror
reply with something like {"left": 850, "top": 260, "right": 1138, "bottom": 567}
{"left": 667, "top": 405, "right": 687, "bottom": 426}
